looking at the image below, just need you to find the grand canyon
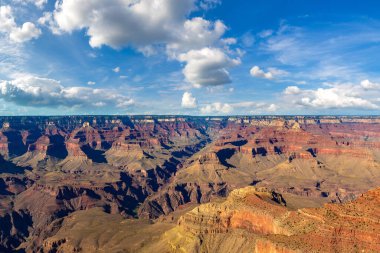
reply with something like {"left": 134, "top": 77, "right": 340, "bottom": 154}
{"left": 2, "top": 0, "right": 380, "bottom": 252}
{"left": 0, "top": 115, "right": 379, "bottom": 252}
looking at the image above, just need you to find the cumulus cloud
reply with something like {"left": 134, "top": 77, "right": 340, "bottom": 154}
{"left": 9, "top": 22, "right": 41, "bottom": 43}
{"left": 181, "top": 91, "right": 197, "bottom": 108}
{"left": 46, "top": 0, "right": 194, "bottom": 48}
{"left": 42, "top": 0, "right": 229, "bottom": 55}
{"left": 284, "top": 86, "right": 301, "bottom": 95}
{"left": 200, "top": 102, "right": 233, "bottom": 114}
{"left": 250, "top": 66, "right": 288, "bottom": 80}
{"left": 0, "top": 76, "right": 134, "bottom": 109}
{"left": 268, "top": 104, "right": 278, "bottom": 112}
{"left": 166, "top": 17, "right": 227, "bottom": 58}
{"left": 283, "top": 82, "right": 380, "bottom": 110}
{"left": 250, "top": 66, "right": 273, "bottom": 79}
{"left": 361, "top": 79, "right": 380, "bottom": 90}
{"left": 178, "top": 47, "right": 240, "bottom": 87}
{"left": 299, "top": 88, "right": 378, "bottom": 109}
{"left": 44, "top": 0, "right": 230, "bottom": 54}
{"left": 0, "top": 5, "right": 41, "bottom": 43}
{"left": 87, "top": 81, "right": 96, "bottom": 85}
{"left": 112, "top": 67, "right": 120, "bottom": 73}
{"left": 200, "top": 101, "right": 277, "bottom": 114}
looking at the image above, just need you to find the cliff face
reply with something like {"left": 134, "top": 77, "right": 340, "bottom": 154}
{"left": 178, "top": 188, "right": 289, "bottom": 236}
{"left": 161, "top": 186, "right": 380, "bottom": 253}
{"left": 65, "top": 138, "right": 87, "bottom": 158}
{"left": 0, "top": 132, "right": 8, "bottom": 159}
{"left": 13, "top": 136, "right": 50, "bottom": 167}
{"left": 0, "top": 116, "right": 379, "bottom": 252}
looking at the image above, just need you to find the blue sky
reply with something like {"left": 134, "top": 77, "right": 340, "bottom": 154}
{"left": 0, "top": 0, "right": 380, "bottom": 115}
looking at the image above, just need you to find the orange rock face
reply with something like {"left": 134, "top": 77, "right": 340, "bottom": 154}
{"left": 174, "top": 187, "right": 380, "bottom": 253}
{"left": 0, "top": 132, "right": 8, "bottom": 158}
{"left": 65, "top": 138, "right": 87, "bottom": 157}
{"left": 28, "top": 136, "right": 49, "bottom": 153}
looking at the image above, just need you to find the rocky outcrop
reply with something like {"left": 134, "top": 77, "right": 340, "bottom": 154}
{"left": 65, "top": 138, "right": 87, "bottom": 157}
{"left": 139, "top": 181, "right": 228, "bottom": 219}
{"left": 178, "top": 188, "right": 289, "bottom": 235}
{"left": 161, "top": 186, "right": 380, "bottom": 253}
{"left": 71, "top": 126, "right": 102, "bottom": 150}
{"left": 0, "top": 132, "right": 8, "bottom": 159}
{"left": 13, "top": 136, "right": 50, "bottom": 167}
{"left": 105, "top": 130, "right": 144, "bottom": 166}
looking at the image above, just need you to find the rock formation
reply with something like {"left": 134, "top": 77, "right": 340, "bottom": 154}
{"left": 0, "top": 115, "right": 378, "bottom": 252}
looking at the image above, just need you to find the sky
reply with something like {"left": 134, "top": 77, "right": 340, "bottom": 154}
{"left": 0, "top": 0, "right": 380, "bottom": 116}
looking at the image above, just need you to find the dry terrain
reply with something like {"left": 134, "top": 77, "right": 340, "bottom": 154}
{"left": 0, "top": 115, "right": 379, "bottom": 252}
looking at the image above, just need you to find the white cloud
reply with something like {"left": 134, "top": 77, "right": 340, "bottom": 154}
{"left": 45, "top": 0, "right": 229, "bottom": 55}
{"left": 299, "top": 87, "right": 378, "bottom": 109}
{"left": 283, "top": 82, "right": 380, "bottom": 111}
{"left": 249, "top": 66, "right": 289, "bottom": 80}
{"left": 249, "top": 66, "right": 272, "bottom": 79}
{"left": 199, "top": 0, "right": 221, "bottom": 10}
{"left": 9, "top": 22, "right": 41, "bottom": 43}
{"left": 200, "top": 102, "right": 233, "bottom": 114}
{"left": 33, "top": 0, "right": 48, "bottom": 8}
{"left": 267, "top": 67, "right": 289, "bottom": 77}
{"left": 250, "top": 66, "right": 288, "bottom": 80}
{"left": 268, "top": 104, "right": 278, "bottom": 112}
{"left": 48, "top": 0, "right": 195, "bottom": 48}
{"left": 284, "top": 86, "right": 301, "bottom": 95}
{"left": 137, "top": 45, "right": 157, "bottom": 56}
{"left": 0, "top": 75, "right": 134, "bottom": 109}
{"left": 0, "top": 5, "right": 41, "bottom": 43}
{"left": 181, "top": 91, "right": 197, "bottom": 108}
{"left": 166, "top": 17, "right": 227, "bottom": 58}
{"left": 13, "top": 0, "right": 48, "bottom": 8}
{"left": 258, "top": 29, "right": 273, "bottom": 38}
{"left": 200, "top": 101, "right": 276, "bottom": 115}
{"left": 178, "top": 47, "right": 240, "bottom": 87}
{"left": 112, "top": 67, "right": 120, "bottom": 73}
{"left": 361, "top": 79, "right": 380, "bottom": 90}
{"left": 0, "top": 6, "right": 16, "bottom": 33}
{"left": 38, "top": 12, "right": 58, "bottom": 32}
{"left": 87, "top": 81, "right": 96, "bottom": 85}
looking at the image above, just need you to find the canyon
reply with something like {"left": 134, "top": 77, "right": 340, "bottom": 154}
{"left": 0, "top": 115, "right": 379, "bottom": 252}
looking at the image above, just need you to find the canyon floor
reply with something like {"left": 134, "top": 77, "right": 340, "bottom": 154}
{"left": 0, "top": 115, "right": 379, "bottom": 252}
